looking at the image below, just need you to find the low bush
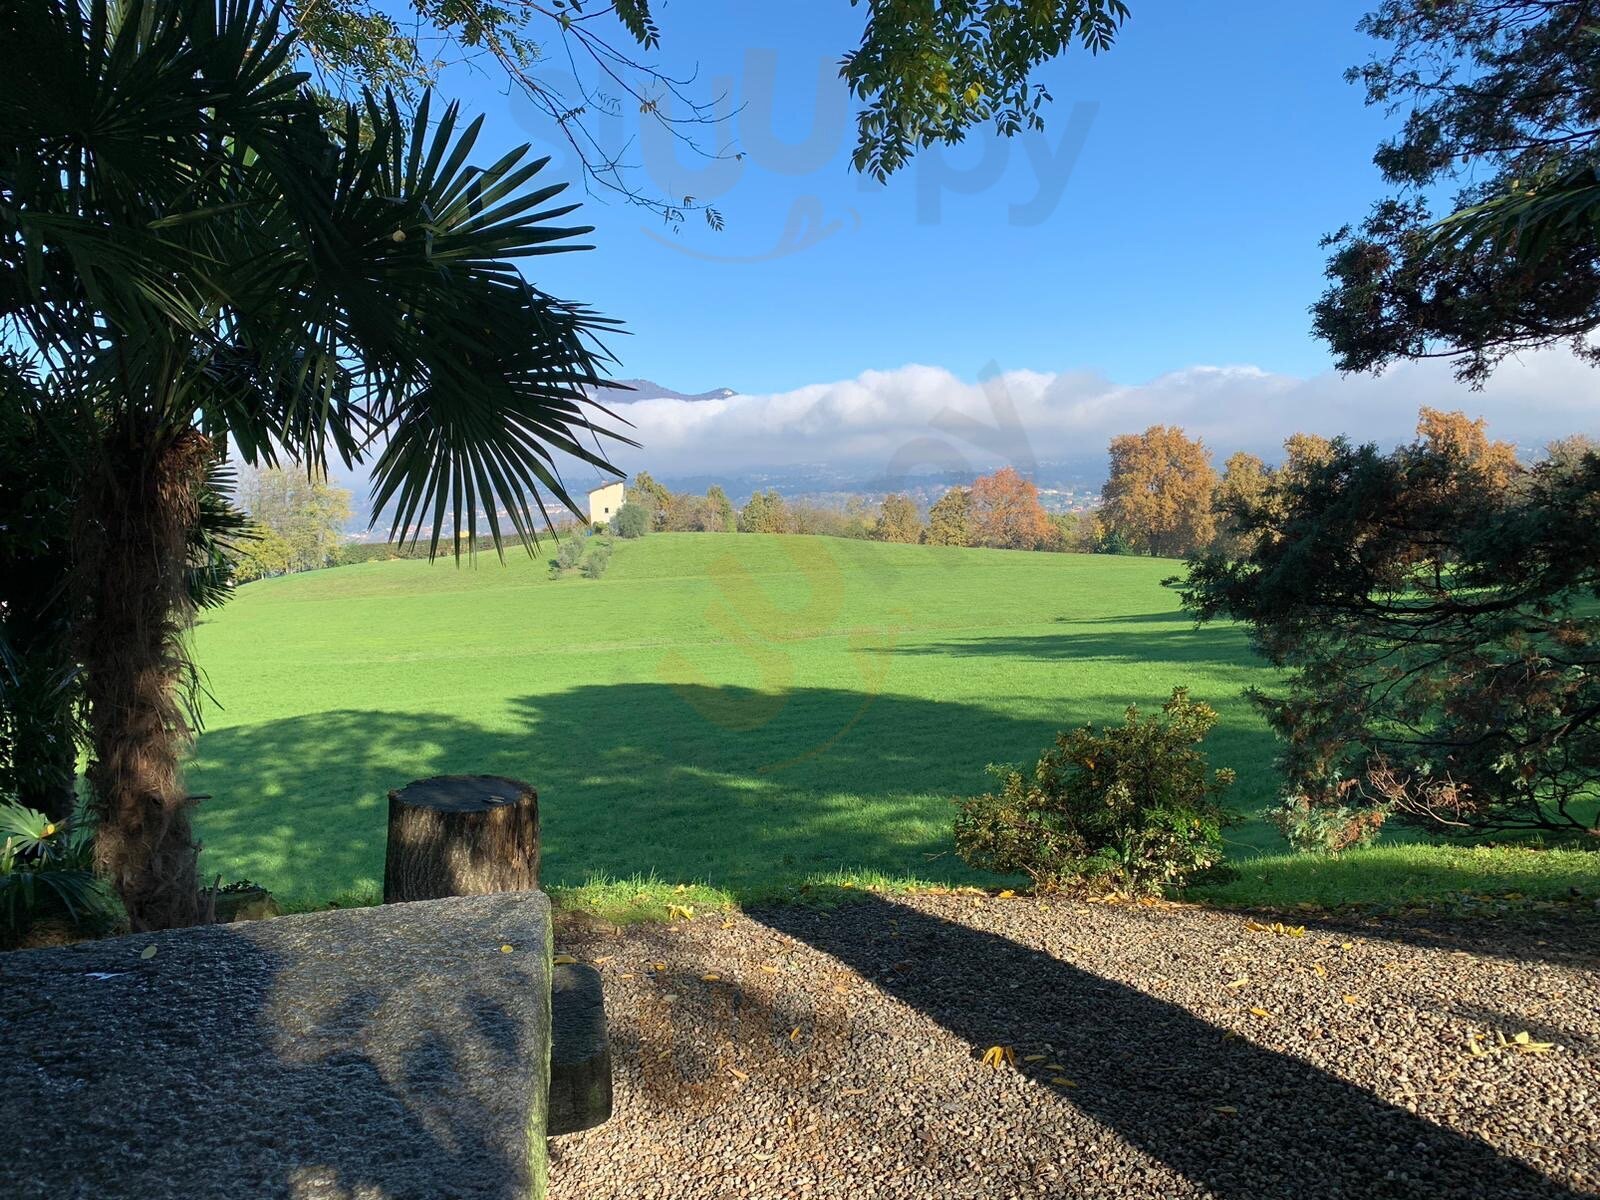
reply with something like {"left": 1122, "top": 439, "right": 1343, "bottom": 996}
{"left": 554, "top": 534, "right": 586, "bottom": 570}
{"left": 581, "top": 541, "right": 613, "bottom": 579}
{"left": 954, "top": 688, "right": 1235, "bottom": 895}
{"left": 0, "top": 799, "right": 118, "bottom": 943}
{"left": 1269, "top": 786, "right": 1387, "bottom": 855}
{"left": 611, "top": 502, "right": 650, "bottom": 539}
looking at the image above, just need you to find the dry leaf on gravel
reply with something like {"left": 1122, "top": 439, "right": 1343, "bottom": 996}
{"left": 1468, "top": 1030, "right": 1556, "bottom": 1059}
{"left": 981, "top": 1045, "right": 1018, "bottom": 1069}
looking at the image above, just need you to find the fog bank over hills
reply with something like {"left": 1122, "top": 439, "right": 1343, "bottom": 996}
{"left": 604, "top": 352, "right": 1598, "bottom": 483}
{"left": 330, "top": 351, "right": 1597, "bottom": 534}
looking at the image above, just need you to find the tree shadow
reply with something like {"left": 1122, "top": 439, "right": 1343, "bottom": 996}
{"left": 892, "top": 626, "right": 1259, "bottom": 669}
{"left": 0, "top": 907, "right": 547, "bottom": 1198}
{"left": 1053, "top": 609, "right": 1197, "bottom": 625}
{"left": 188, "top": 683, "right": 1285, "bottom": 903}
{"left": 753, "top": 894, "right": 1584, "bottom": 1200}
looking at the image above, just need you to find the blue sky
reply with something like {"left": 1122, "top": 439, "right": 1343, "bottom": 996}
{"left": 438, "top": 1, "right": 1393, "bottom": 394}
{"left": 367, "top": 1, "right": 1591, "bottom": 486}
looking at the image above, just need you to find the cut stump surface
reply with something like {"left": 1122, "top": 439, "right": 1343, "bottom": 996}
{"left": 384, "top": 774, "right": 539, "bottom": 904}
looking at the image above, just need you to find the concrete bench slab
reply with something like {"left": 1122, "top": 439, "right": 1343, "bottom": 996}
{"left": 0, "top": 892, "right": 553, "bottom": 1200}
{"left": 548, "top": 962, "right": 612, "bottom": 1135}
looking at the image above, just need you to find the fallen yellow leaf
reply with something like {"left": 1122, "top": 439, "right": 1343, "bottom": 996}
{"left": 980, "top": 1045, "right": 1018, "bottom": 1070}
{"left": 652, "top": 961, "right": 666, "bottom": 972}
{"left": 1214, "top": 1105, "right": 1238, "bottom": 1115}
{"left": 727, "top": 1065, "right": 749, "bottom": 1081}
{"left": 997, "top": 890, "right": 1017, "bottom": 899}
{"left": 840, "top": 1088, "right": 867, "bottom": 1097}
{"left": 1342, "top": 994, "right": 1360, "bottom": 1005}
{"left": 666, "top": 903, "right": 695, "bottom": 921}
{"left": 1249, "top": 1006, "right": 1272, "bottom": 1019}
{"left": 789, "top": 1026, "right": 801, "bottom": 1042}
{"left": 552, "top": 953, "right": 577, "bottom": 964}
{"left": 1225, "top": 977, "right": 1249, "bottom": 989}
{"left": 760, "top": 965, "right": 779, "bottom": 974}
{"left": 701, "top": 972, "right": 722, "bottom": 982}
{"left": 140, "top": 945, "right": 157, "bottom": 960}
{"left": 1049, "top": 1077, "right": 1077, "bottom": 1088}
{"left": 1312, "top": 963, "right": 1327, "bottom": 978}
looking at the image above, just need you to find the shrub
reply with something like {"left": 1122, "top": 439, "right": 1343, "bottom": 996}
{"left": 580, "top": 541, "right": 612, "bottom": 579}
{"left": 554, "top": 534, "right": 586, "bottom": 570}
{"left": 954, "top": 688, "right": 1235, "bottom": 895}
{"left": 0, "top": 799, "right": 118, "bottom": 942}
{"left": 611, "top": 502, "right": 650, "bottom": 539}
{"left": 1268, "top": 777, "right": 1387, "bottom": 855}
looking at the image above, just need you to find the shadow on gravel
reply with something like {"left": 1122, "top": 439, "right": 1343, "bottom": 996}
{"left": 755, "top": 894, "right": 1581, "bottom": 1200}
{"left": 1269, "top": 908, "right": 1600, "bottom": 972}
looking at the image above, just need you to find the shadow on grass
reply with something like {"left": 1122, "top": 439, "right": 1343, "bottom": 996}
{"left": 754, "top": 894, "right": 1583, "bottom": 1200}
{"left": 188, "top": 682, "right": 1284, "bottom": 905}
{"left": 892, "top": 626, "right": 1258, "bottom": 668}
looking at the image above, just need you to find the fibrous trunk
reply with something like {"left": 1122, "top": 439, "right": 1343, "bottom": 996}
{"left": 78, "top": 426, "right": 211, "bottom": 930}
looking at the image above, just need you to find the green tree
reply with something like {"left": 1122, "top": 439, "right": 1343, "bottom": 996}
{"left": 286, "top": 2, "right": 1132, "bottom": 216}
{"left": 0, "top": 363, "right": 85, "bottom": 822}
{"left": 739, "top": 490, "right": 789, "bottom": 534}
{"left": 2, "top": 0, "right": 624, "bottom": 928}
{"left": 236, "top": 466, "right": 353, "bottom": 576}
{"left": 706, "top": 485, "right": 738, "bottom": 533}
{"left": 611, "top": 501, "right": 650, "bottom": 539}
{"left": 628, "top": 471, "right": 672, "bottom": 531}
{"left": 1314, "top": 1, "right": 1600, "bottom": 383}
{"left": 1177, "top": 429, "right": 1600, "bottom": 841}
{"left": 926, "top": 487, "right": 973, "bottom": 546}
{"left": 1046, "top": 511, "right": 1095, "bottom": 553}
{"left": 874, "top": 493, "right": 922, "bottom": 543}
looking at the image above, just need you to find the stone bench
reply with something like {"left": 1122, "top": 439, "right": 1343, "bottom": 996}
{"left": 548, "top": 962, "right": 612, "bottom": 1135}
{"left": 0, "top": 892, "right": 555, "bottom": 1199}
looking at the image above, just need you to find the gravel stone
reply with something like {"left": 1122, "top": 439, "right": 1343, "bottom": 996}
{"left": 550, "top": 894, "right": 1600, "bottom": 1199}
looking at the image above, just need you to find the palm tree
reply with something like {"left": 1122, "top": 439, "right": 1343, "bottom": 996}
{"left": 0, "top": 0, "right": 628, "bottom": 928}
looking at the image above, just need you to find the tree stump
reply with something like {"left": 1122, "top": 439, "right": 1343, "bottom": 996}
{"left": 383, "top": 775, "right": 540, "bottom": 904}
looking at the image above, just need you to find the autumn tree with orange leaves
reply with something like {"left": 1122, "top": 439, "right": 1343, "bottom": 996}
{"left": 1100, "top": 426, "right": 1218, "bottom": 557}
{"left": 969, "top": 468, "right": 1051, "bottom": 549}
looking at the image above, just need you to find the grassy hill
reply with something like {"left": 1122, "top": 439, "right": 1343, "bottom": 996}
{"left": 189, "top": 533, "right": 1597, "bottom": 916}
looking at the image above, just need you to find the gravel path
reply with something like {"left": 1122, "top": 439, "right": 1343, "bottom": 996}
{"left": 549, "top": 893, "right": 1600, "bottom": 1200}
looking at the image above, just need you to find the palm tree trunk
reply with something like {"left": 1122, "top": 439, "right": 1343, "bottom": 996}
{"left": 78, "top": 425, "right": 212, "bottom": 930}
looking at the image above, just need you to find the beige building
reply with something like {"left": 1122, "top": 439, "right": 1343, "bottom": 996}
{"left": 585, "top": 481, "right": 626, "bottom": 525}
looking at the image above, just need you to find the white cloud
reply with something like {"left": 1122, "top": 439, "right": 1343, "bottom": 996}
{"left": 602, "top": 351, "right": 1600, "bottom": 479}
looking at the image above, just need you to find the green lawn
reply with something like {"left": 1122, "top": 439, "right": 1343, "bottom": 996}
{"left": 188, "top": 533, "right": 1598, "bottom": 915}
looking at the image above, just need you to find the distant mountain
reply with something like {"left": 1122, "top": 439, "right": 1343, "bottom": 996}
{"left": 596, "top": 378, "right": 737, "bottom": 404}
